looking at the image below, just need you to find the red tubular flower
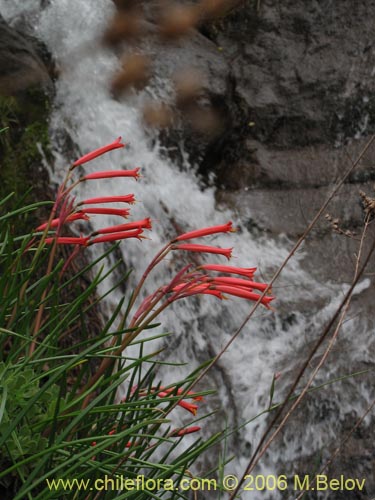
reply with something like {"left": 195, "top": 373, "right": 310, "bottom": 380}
{"left": 82, "top": 168, "right": 140, "bottom": 181}
{"left": 170, "top": 282, "right": 206, "bottom": 293}
{"left": 72, "top": 137, "right": 125, "bottom": 167}
{"left": 168, "top": 280, "right": 223, "bottom": 301}
{"left": 89, "top": 228, "right": 144, "bottom": 244}
{"left": 36, "top": 212, "right": 89, "bottom": 231}
{"left": 94, "top": 218, "right": 152, "bottom": 235}
{"left": 175, "top": 221, "right": 235, "bottom": 241}
{"left": 172, "top": 426, "right": 201, "bottom": 437}
{"left": 172, "top": 243, "right": 233, "bottom": 260}
{"left": 177, "top": 400, "right": 199, "bottom": 415}
{"left": 212, "top": 284, "right": 274, "bottom": 307}
{"left": 79, "top": 194, "right": 136, "bottom": 205}
{"left": 81, "top": 207, "right": 130, "bottom": 217}
{"left": 45, "top": 236, "right": 89, "bottom": 246}
{"left": 172, "top": 282, "right": 211, "bottom": 295}
{"left": 207, "top": 276, "right": 270, "bottom": 292}
{"left": 198, "top": 264, "right": 257, "bottom": 278}
{"left": 156, "top": 387, "right": 201, "bottom": 415}
{"left": 177, "top": 287, "right": 223, "bottom": 300}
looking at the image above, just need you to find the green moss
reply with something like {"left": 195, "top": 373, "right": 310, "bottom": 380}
{"left": 0, "top": 88, "right": 51, "bottom": 226}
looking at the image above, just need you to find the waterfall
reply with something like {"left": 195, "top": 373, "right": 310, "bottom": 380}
{"left": 1, "top": 1, "right": 373, "bottom": 496}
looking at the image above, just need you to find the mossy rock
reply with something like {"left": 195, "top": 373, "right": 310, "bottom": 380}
{"left": 0, "top": 86, "right": 52, "bottom": 228}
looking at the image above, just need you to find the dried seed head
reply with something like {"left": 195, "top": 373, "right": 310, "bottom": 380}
{"left": 174, "top": 69, "right": 203, "bottom": 109}
{"left": 103, "top": 12, "right": 143, "bottom": 46}
{"left": 158, "top": 4, "right": 201, "bottom": 40}
{"left": 111, "top": 54, "right": 151, "bottom": 96}
{"left": 187, "top": 106, "right": 223, "bottom": 136}
{"left": 142, "top": 102, "right": 174, "bottom": 128}
{"left": 359, "top": 190, "right": 375, "bottom": 218}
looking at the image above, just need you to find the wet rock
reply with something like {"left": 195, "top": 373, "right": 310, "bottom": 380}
{"left": 0, "top": 13, "right": 52, "bottom": 96}
{"left": 198, "top": 0, "right": 375, "bottom": 179}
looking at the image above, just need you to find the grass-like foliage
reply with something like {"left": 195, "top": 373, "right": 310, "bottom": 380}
{"left": 0, "top": 136, "right": 273, "bottom": 499}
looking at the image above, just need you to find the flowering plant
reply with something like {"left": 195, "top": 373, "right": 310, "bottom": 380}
{"left": 0, "top": 137, "right": 273, "bottom": 499}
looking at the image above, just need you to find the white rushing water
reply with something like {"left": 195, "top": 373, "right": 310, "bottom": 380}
{"left": 2, "top": 1, "right": 373, "bottom": 496}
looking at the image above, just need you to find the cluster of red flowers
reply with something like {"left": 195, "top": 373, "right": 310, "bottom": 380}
{"left": 156, "top": 385, "right": 203, "bottom": 416}
{"left": 43, "top": 138, "right": 275, "bottom": 453}
{"left": 90, "top": 385, "right": 203, "bottom": 456}
{"left": 36, "top": 137, "right": 151, "bottom": 247}
{"left": 128, "top": 385, "right": 204, "bottom": 440}
{"left": 132, "top": 231, "right": 274, "bottom": 321}
{"left": 37, "top": 137, "right": 274, "bottom": 310}
{"left": 164, "top": 260, "right": 273, "bottom": 308}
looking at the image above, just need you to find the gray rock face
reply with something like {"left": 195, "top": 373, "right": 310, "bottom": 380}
{"left": 0, "top": 13, "right": 52, "bottom": 95}
{"left": 196, "top": 0, "right": 375, "bottom": 189}
{"left": 226, "top": 0, "right": 375, "bottom": 145}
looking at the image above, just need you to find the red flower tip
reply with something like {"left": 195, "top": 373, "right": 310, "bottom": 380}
{"left": 177, "top": 400, "right": 199, "bottom": 415}
{"left": 82, "top": 168, "right": 140, "bottom": 181}
{"left": 193, "top": 395, "right": 204, "bottom": 401}
{"left": 211, "top": 284, "right": 274, "bottom": 307}
{"left": 172, "top": 426, "right": 201, "bottom": 437}
{"left": 72, "top": 137, "right": 125, "bottom": 167}
{"left": 156, "top": 387, "right": 200, "bottom": 415}
{"left": 175, "top": 221, "right": 235, "bottom": 241}
{"left": 208, "top": 276, "right": 269, "bottom": 293}
{"left": 79, "top": 194, "right": 136, "bottom": 205}
{"left": 172, "top": 243, "right": 233, "bottom": 260}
